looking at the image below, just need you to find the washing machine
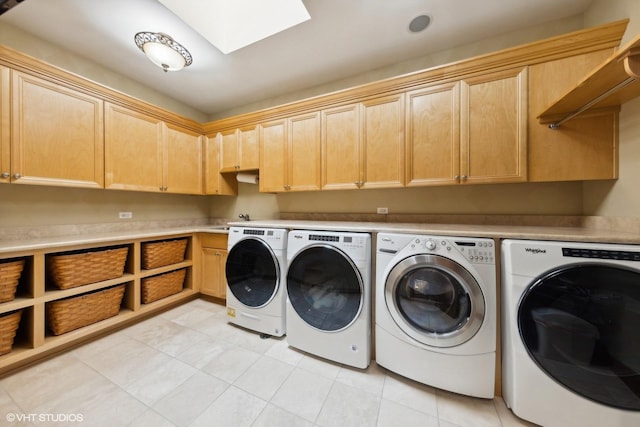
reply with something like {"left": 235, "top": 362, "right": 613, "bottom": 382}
{"left": 285, "top": 229, "right": 371, "bottom": 369}
{"left": 225, "top": 226, "right": 288, "bottom": 337}
{"left": 502, "top": 239, "right": 640, "bottom": 427}
{"left": 376, "top": 233, "right": 497, "bottom": 398}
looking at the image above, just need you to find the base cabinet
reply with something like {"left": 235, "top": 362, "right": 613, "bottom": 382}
{"left": 199, "top": 233, "right": 228, "bottom": 299}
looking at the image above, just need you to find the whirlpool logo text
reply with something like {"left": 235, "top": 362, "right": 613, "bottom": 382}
{"left": 525, "top": 248, "right": 547, "bottom": 254}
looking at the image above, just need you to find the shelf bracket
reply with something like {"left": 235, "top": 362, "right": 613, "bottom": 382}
{"left": 548, "top": 76, "right": 636, "bottom": 129}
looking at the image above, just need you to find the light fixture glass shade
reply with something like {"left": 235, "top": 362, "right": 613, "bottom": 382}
{"left": 134, "top": 32, "right": 193, "bottom": 72}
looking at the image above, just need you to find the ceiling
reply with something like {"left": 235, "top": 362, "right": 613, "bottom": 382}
{"left": 0, "top": 0, "right": 594, "bottom": 117}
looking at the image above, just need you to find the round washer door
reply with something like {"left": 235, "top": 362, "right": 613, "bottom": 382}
{"left": 225, "top": 238, "right": 280, "bottom": 308}
{"left": 287, "top": 245, "right": 363, "bottom": 332}
{"left": 385, "top": 254, "right": 485, "bottom": 348}
{"left": 518, "top": 264, "right": 640, "bottom": 411}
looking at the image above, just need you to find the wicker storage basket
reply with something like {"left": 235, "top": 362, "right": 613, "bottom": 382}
{"left": 47, "top": 247, "right": 128, "bottom": 290}
{"left": 141, "top": 269, "right": 186, "bottom": 304}
{"left": 0, "top": 259, "right": 25, "bottom": 303}
{"left": 141, "top": 239, "right": 187, "bottom": 270}
{"left": 46, "top": 285, "right": 125, "bottom": 335}
{"left": 0, "top": 310, "right": 22, "bottom": 356}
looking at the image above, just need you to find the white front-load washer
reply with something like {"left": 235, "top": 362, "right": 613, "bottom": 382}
{"left": 285, "top": 229, "right": 371, "bottom": 369}
{"left": 376, "top": 233, "right": 497, "bottom": 398}
{"left": 225, "top": 226, "right": 288, "bottom": 337}
{"left": 502, "top": 239, "right": 640, "bottom": 427}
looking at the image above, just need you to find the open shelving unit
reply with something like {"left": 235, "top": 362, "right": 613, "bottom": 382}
{"left": 0, "top": 233, "right": 197, "bottom": 375}
{"left": 538, "top": 33, "right": 640, "bottom": 127}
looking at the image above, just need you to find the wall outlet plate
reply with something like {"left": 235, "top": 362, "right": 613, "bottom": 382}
{"left": 119, "top": 211, "right": 133, "bottom": 219}
{"left": 377, "top": 207, "right": 389, "bottom": 214}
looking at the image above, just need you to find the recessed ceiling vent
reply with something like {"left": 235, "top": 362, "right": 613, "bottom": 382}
{"left": 409, "top": 14, "right": 431, "bottom": 33}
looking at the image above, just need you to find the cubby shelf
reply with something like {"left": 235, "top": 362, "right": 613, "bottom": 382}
{"left": 0, "top": 233, "right": 196, "bottom": 375}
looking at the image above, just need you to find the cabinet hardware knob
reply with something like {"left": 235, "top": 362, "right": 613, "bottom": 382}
{"left": 13, "top": 173, "right": 21, "bottom": 180}
{"left": 0, "top": 172, "right": 9, "bottom": 179}
{"left": 461, "top": 175, "right": 468, "bottom": 181}
{"left": 454, "top": 175, "right": 460, "bottom": 182}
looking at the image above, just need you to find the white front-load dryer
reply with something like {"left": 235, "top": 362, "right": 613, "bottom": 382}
{"left": 502, "top": 239, "right": 640, "bottom": 427}
{"left": 225, "top": 226, "right": 288, "bottom": 337}
{"left": 376, "top": 233, "right": 497, "bottom": 398}
{"left": 286, "top": 229, "right": 371, "bottom": 369}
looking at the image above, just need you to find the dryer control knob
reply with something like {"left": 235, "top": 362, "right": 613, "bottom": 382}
{"left": 425, "top": 239, "right": 437, "bottom": 250}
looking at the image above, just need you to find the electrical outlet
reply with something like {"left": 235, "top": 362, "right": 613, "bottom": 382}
{"left": 377, "top": 207, "right": 389, "bottom": 215}
{"left": 119, "top": 211, "right": 133, "bottom": 219}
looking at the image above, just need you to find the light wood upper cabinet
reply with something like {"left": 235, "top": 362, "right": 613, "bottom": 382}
{"left": 288, "top": 112, "right": 321, "bottom": 191}
{"left": 219, "top": 125, "right": 259, "bottom": 172}
{"left": 460, "top": 68, "right": 527, "bottom": 184}
{"left": 322, "top": 103, "right": 361, "bottom": 190}
{"left": 105, "top": 103, "right": 163, "bottom": 192}
{"left": 164, "top": 124, "right": 203, "bottom": 194}
{"left": 258, "top": 119, "right": 287, "bottom": 192}
{"left": 406, "top": 82, "right": 460, "bottom": 186}
{"left": 10, "top": 71, "right": 104, "bottom": 188}
{"left": 204, "top": 135, "right": 237, "bottom": 195}
{"left": 105, "top": 103, "right": 203, "bottom": 194}
{"left": 361, "top": 94, "right": 405, "bottom": 188}
{"left": 0, "top": 66, "right": 9, "bottom": 184}
{"left": 322, "top": 95, "right": 405, "bottom": 190}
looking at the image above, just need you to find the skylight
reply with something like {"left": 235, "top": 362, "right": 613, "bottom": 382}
{"left": 158, "top": 0, "right": 311, "bottom": 54}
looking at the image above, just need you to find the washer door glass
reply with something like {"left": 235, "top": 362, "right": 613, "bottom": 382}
{"left": 386, "top": 255, "right": 485, "bottom": 347}
{"left": 225, "top": 238, "right": 279, "bottom": 308}
{"left": 287, "top": 245, "right": 363, "bottom": 332}
{"left": 519, "top": 264, "right": 640, "bottom": 411}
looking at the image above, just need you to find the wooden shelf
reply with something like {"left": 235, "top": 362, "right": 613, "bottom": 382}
{"left": 538, "top": 34, "right": 640, "bottom": 126}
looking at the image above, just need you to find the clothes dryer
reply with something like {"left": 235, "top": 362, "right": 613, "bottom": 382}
{"left": 225, "top": 226, "right": 287, "bottom": 337}
{"left": 502, "top": 239, "right": 640, "bottom": 427}
{"left": 286, "top": 230, "right": 371, "bottom": 369}
{"left": 376, "top": 233, "right": 497, "bottom": 398}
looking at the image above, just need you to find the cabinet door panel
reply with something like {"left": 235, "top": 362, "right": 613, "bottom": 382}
{"left": 204, "top": 135, "right": 237, "bottom": 195}
{"left": 406, "top": 83, "right": 460, "bottom": 186}
{"left": 165, "top": 125, "right": 203, "bottom": 194}
{"left": 289, "top": 112, "right": 321, "bottom": 191}
{"left": 219, "top": 129, "right": 239, "bottom": 172}
{"left": 461, "top": 68, "right": 527, "bottom": 184}
{"left": 0, "top": 66, "right": 9, "bottom": 184}
{"left": 239, "top": 125, "right": 259, "bottom": 170}
{"left": 201, "top": 248, "right": 227, "bottom": 299}
{"left": 322, "top": 104, "right": 360, "bottom": 190}
{"left": 361, "top": 94, "right": 405, "bottom": 188}
{"left": 259, "top": 119, "right": 287, "bottom": 192}
{"left": 105, "top": 103, "right": 163, "bottom": 191}
{"left": 12, "top": 72, "right": 104, "bottom": 188}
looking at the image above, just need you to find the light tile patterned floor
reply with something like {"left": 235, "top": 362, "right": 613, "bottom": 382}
{"left": 0, "top": 300, "right": 537, "bottom": 426}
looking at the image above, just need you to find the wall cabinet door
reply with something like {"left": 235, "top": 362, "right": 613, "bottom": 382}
{"left": 406, "top": 82, "right": 460, "bottom": 186}
{"left": 164, "top": 124, "right": 203, "bottom": 194}
{"left": 288, "top": 112, "right": 321, "bottom": 191}
{"left": 105, "top": 103, "right": 163, "bottom": 192}
{"left": 361, "top": 94, "right": 405, "bottom": 188}
{"left": 201, "top": 248, "right": 227, "bottom": 299}
{"left": 259, "top": 119, "right": 287, "bottom": 192}
{"left": 204, "top": 135, "right": 237, "bottom": 195}
{"left": 219, "top": 125, "right": 259, "bottom": 172}
{"left": 460, "top": 68, "right": 528, "bottom": 184}
{"left": 322, "top": 104, "right": 361, "bottom": 190}
{"left": 0, "top": 66, "right": 9, "bottom": 184}
{"left": 11, "top": 71, "right": 104, "bottom": 188}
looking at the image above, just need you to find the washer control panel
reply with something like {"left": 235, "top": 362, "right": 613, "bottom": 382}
{"left": 378, "top": 234, "right": 495, "bottom": 265}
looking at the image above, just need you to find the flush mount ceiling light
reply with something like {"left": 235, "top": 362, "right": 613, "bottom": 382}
{"left": 134, "top": 32, "right": 193, "bottom": 72}
{"left": 409, "top": 14, "right": 432, "bottom": 33}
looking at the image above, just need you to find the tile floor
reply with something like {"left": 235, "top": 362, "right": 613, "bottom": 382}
{"left": 0, "top": 299, "right": 536, "bottom": 426}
